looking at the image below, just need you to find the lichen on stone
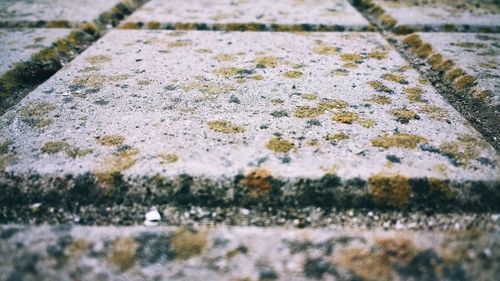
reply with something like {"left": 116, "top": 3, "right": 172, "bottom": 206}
{"left": 283, "top": 70, "right": 303, "bottom": 78}
{"left": 371, "top": 133, "right": 427, "bottom": 149}
{"left": 108, "top": 237, "right": 137, "bottom": 271}
{"left": 41, "top": 140, "right": 92, "bottom": 158}
{"left": 325, "top": 133, "right": 349, "bottom": 143}
{"left": 85, "top": 55, "right": 111, "bottom": 65}
{"left": 403, "top": 87, "right": 424, "bottom": 103}
{"left": 208, "top": 120, "right": 245, "bottom": 133}
{"left": 366, "top": 94, "right": 392, "bottom": 105}
{"left": 369, "top": 173, "right": 412, "bottom": 208}
{"left": 313, "top": 44, "right": 339, "bottom": 55}
{"left": 390, "top": 108, "right": 419, "bottom": 124}
{"left": 382, "top": 73, "right": 407, "bottom": 84}
{"left": 266, "top": 137, "right": 294, "bottom": 153}
{"left": 171, "top": 228, "right": 208, "bottom": 260}
{"left": 159, "top": 153, "right": 179, "bottom": 164}
{"left": 18, "top": 101, "right": 56, "bottom": 128}
{"left": 255, "top": 56, "right": 279, "bottom": 68}
{"left": 96, "top": 135, "right": 125, "bottom": 146}
{"left": 241, "top": 169, "right": 273, "bottom": 196}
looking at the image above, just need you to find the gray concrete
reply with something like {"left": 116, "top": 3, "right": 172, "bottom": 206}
{"left": 125, "top": 0, "right": 369, "bottom": 30}
{"left": 0, "top": 28, "right": 71, "bottom": 76}
{"left": 0, "top": 0, "right": 122, "bottom": 25}
{"left": 1, "top": 224, "right": 498, "bottom": 281}
{"left": 372, "top": 0, "right": 500, "bottom": 31}
{"left": 416, "top": 32, "right": 500, "bottom": 108}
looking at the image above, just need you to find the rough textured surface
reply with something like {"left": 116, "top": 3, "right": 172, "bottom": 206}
{"left": 0, "top": 0, "right": 123, "bottom": 26}
{"left": 0, "top": 28, "right": 71, "bottom": 76}
{"left": 372, "top": 0, "right": 500, "bottom": 32}
{"left": 416, "top": 33, "right": 500, "bottom": 108}
{"left": 0, "top": 30, "right": 499, "bottom": 210}
{"left": 1, "top": 224, "right": 499, "bottom": 281}
{"left": 124, "top": 0, "right": 370, "bottom": 30}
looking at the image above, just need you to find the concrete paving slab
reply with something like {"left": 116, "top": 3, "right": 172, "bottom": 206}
{"left": 369, "top": 0, "right": 500, "bottom": 33}
{"left": 124, "top": 0, "right": 370, "bottom": 31}
{"left": 0, "top": 0, "right": 123, "bottom": 27}
{"left": 1, "top": 224, "right": 498, "bottom": 281}
{"left": 414, "top": 33, "right": 500, "bottom": 109}
{"left": 0, "top": 28, "right": 72, "bottom": 76}
{"left": 0, "top": 30, "right": 498, "bottom": 209}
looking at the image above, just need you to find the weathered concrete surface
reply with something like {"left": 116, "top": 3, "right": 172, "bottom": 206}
{"left": 0, "top": 30, "right": 499, "bottom": 209}
{"left": 0, "top": 224, "right": 498, "bottom": 281}
{"left": 415, "top": 33, "right": 500, "bottom": 108}
{"left": 0, "top": 28, "right": 72, "bottom": 76}
{"left": 124, "top": 0, "right": 370, "bottom": 30}
{"left": 0, "top": 0, "right": 123, "bottom": 27}
{"left": 370, "top": 0, "right": 500, "bottom": 32}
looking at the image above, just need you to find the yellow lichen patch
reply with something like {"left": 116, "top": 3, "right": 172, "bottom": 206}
{"left": 307, "top": 139, "right": 319, "bottom": 146}
{"left": 108, "top": 237, "right": 137, "bottom": 271}
{"left": 66, "top": 239, "right": 90, "bottom": 257}
{"left": 340, "top": 53, "right": 363, "bottom": 63}
{"left": 415, "top": 43, "right": 432, "bottom": 57}
{"left": 366, "top": 94, "right": 392, "bottom": 105}
{"left": 41, "top": 141, "right": 68, "bottom": 154}
{"left": 325, "top": 133, "right": 349, "bottom": 143}
{"left": 331, "top": 68, "right": 349, "bottom": 76}
{"left": 418, "top": 105, "right": 448, "bottom": 121}
{"left": 294, "top": 99, "right": 348, "bottom": 118}
{"left": 439, "top": 134, "right": 488, "bottom": 166}
{"left": 334, "top": 247, "right": 394, "bottom": 281}
{"left": 208, "top": 120, "right": 245, "bottom": 134}
{"left": 214, "top": 53, "right": 236, "bottom": 62}
{"left": 455, "top": 42, "right": 487, "bottom": 49}
{"left": 403, "top": 87, "right": 424, "bottom": 103}
{"left": 171, "top": 228, "right": 208, "bottom": 260}
{"left": 96, "top": 135, "right": 125, "bottom": 146}
{"left": 255, "top": 56, "right": 279, "bottom": 68}
{"left": 390, "top": 108, "right": 418, "bottom": 124}
{"left": 283, "top": 70, "right": 303, "bottom": 78}
{"left": 452, "top": 75, "right": 476, "bottom": 91}
{"left": 94, "top": 148, "right": 138, "bottom": 184}
{"left": 358, "top": 118, "right": 376, "bottom": 128}
{"left": 85, "top": 55, "right": 111, "bottom": 65}
{"left": 301, "top": 93, "right": 317, "bottom": 100}
{"left": 382, "top": 73, "right": 407, "bottom": 84}
{"left": 371, "top": 133, "right": 426, "bottom": 149}
{"left": 168, "top": 40, "right": 192, "bottom": 48}
{"left": 369, "top": 173, "right": 412, "bottom": 208}
{"left": 41, "top": 141, "right": 92, "bottom": 158}
{"left": 317, "top": 99, "right": 348, "bottom": 110}
{"left": 435, "top": 59, "right": 454, "bottom": 72}
{"left": 183, "top": 81, "right": 235, "bottom": 95}
{"left": 18, "top": 101, "right": 55, "bottom": 128}
{"left": 294, "top": 105, "right": 324, "bottom": 118}
{"left": 194, "top": 48, "right": 212, "bottom": 53}
{"left": 380, "top": 13, "right": 397, "bottom": 27}
{"left": 434, "top": 164, "right": 448, "bottom": 176}
{"left": 158, "top": 153, "right": 178, "bottom": 163}
{"left": 368, "top": 80, "right": 392, "bottom": 93}
{"left": 73, "top": 74, "right": 129, "bottom": 88}
{"left": 402, "top": 34, "right": 422, "bottom": 49}
{"left": 473, "top": 89, "right": 492, "bottom": 101}
{"left": 369, "top": 50, "right": 388, "bottom": 59}
{"left": 146, "top": 21, "right": 161, "bottom": 29}
{"left": 444, "top": 68, "right": 463, "bottom": 82}
{"left": 332, "top": 111, "right": 358, "bottom": 124}
{"left": 241, "top": 169, "right": 273, "bottom": 196}
{"left": 427, "top": 54, "right": 443, "bottom": 68}
{"left": 250, "top": 74, "right": 264, "bottom": 80}
{"left": 214, "top": 67, "right": 250, "bottom": 78}
{"left": 266, "top": 137, "right": 294, "bottom": 153}
{"left": 118, "top": 22, "right": 140, "bottom": 29}
{"left": 313, "top": 44, "right": 339, "bottom": 55}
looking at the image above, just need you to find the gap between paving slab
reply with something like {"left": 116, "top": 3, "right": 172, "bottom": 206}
{"left": 0, "top": 30, "right": 498, "bottom": 212}
{"left": 0, "top": 0, "right": 150, "bottom": 115}
{"left": 0, "top": 224, "right": 499, "bottom": 281}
